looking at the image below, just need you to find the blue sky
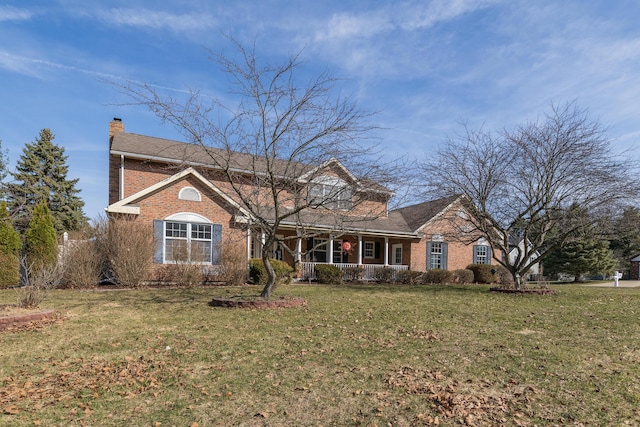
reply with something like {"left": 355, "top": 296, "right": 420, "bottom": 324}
{"left": 1, "top": 0, "right": 639, "bottom": 221}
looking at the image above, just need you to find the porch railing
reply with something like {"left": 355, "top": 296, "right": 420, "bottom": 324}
{"left": 299, "top": 262, "right": 408, "bottom": 281}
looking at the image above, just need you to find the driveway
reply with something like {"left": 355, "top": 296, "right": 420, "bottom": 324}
{"left": 582, "top": 280, "right": 640, "bottom": 288}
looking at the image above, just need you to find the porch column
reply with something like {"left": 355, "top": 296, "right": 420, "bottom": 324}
{"left": 384, "top": 237, "right": 389, "bottom": 266}
{"left": 260, "top": 230, "right": 266, "bottom": 258}
{"left": 329, "top": 234, "right": 334, "bottom": 264}
{"left": 296, "top": 237, "right": 302, "bottom": 263}
{"left": 357, "top": 234, "right": 363, "bottom": 265}
{"left": 246, "top": 228, "right": 252, "bottom": 261}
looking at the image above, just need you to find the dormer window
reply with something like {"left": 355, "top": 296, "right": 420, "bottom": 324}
{"left": 178, "top": 187, "right": 201, "bottom": 202}
{"left": 308, "top": 176, "right": 353, "bottom": 210}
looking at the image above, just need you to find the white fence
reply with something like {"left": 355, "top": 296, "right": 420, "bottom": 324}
{"left": 299, "top": 262, "right": 408, "bottom": 281}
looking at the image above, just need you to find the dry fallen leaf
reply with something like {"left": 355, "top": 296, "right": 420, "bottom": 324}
{"left": 3, "top": 405, "right": 19, "bottom": 415}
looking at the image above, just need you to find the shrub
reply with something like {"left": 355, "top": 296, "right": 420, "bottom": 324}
{"left": 17, "top": 257, "right": 63, "bottom": 308}
{"left": 159, "top": 264, "right": 204, "bottom": 287}
{"left": 466, "top": 264, "right": 496, "bottom": 284}
{"left": 249, "top": 258, "right": 294, "bottom": 287}
{"left": 24, "top": 202, "right": 57, "bottom": 270}
{"left": 495, "top": 265, "right": 515, "bottom": 288}
{"left": 94, "top": 216, "right": 154, "bottom": 287}
{"left": 60, "top": 240, "right": 100, "bottom": 289}
{"left": 452, "top": 269, "right": 475, "bottom": 284}
{"left": 396, "top": 270, "right": 424, "bottom": 285}
{"left": 0, "top": 253, "right": 20, "bottom": 289}
{"left": 422, "top": 269, "right": 453, "bottom": 284}
{"left": 314, "top": 264, "right": 343, "bottom": 285}
{"left": 373, "top": 267, "right": 395, "bottom": 283}
{"left": 343, "top": 266, "right": 364, "bottom": 282}
{"left": 217, "top": 238, "right": 249, "bottom": 285}
{"left": 163, "top": 241, "right": 204, "bottom": 287}
{"left": 0, "top": 202, "right": 21, "bottom": 288}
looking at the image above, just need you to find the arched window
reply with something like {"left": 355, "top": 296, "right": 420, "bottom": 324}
{"left": 153, "top": 212, "right": 221, "bottom": 264}
{"left": 178, "top": 186, "right": 201, "bottom": 202}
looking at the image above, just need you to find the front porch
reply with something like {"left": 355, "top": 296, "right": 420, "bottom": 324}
{"left": 247, "top": 228, "right": 417, "bottom": 281}
{"left": 299, "top": 262, "right": 408, "bottom": 281}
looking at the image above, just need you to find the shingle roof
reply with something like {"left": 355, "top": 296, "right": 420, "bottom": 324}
{"left": 259, "top": 206, "right": 417, "bottom": 236}
{"left": 110, "top": 132, "right": 390, "bottom": 194}
{"left": 110, "top": 131, "right": 461, "bottom": 236}
{"left": 391, "top": 195, "right": 461, "bottom": 232}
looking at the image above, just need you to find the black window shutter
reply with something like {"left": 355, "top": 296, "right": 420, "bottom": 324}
{"left": 153, "top": 220, "right": 164, "bottom": 264}
{"left": 374, "top": 242, "right": 380, "bottom": 259}
{"left": 426, "top": 242, "right": 433, "bottom": 270}
{"left": 442, "top": 242, "right": 448, "bottom": 270}
{"left": 211, "top": 224, "right": 222, "bottom": 264}
{"left": 306, "top": 238, "right": 314, "bottom": 261}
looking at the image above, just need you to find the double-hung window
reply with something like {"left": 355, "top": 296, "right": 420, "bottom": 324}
{"left": 427, "top": 241, "right": 448, "bottom": 270}
{"left": 307, "top": 238, "right": 328, "bottom": 263}
{"left": 154, "top": 219, "right": 221, "bottom": 264}
{"left": 364, "top": 241, "right": 375, "bottom": 259}
{"left": 473, "top": 245, "right": 491, "bottom": 264}
{"left": 308, "top": 176, "right": 353, "bottom": 210}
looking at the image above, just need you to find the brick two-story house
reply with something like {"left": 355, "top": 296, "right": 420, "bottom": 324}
{"left": 105, "top": 118, "right": 494, "bottom": 280}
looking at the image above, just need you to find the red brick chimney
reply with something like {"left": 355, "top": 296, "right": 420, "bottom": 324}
{"left": 109, "top": 117, "right": 124, "bottom": 138}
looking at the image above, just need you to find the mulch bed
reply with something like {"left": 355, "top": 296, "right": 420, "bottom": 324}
{"left": 489, "top": 287, "right": 557, "bottom": 295}
{"left": 209, "top": 296, "right": 306, "bottom": 309}
{"left": 0, "top": 305, "right": 60, "bottom": 331}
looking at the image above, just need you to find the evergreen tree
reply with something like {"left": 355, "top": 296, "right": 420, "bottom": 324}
{"left": 6, "top": 129, "right": 87, "bottom": 233}
{"left": 0, "top": 201, "right": 21, "bottom": 287}
{"left": 0, "top": 139, "right": 8, "bottom": 201}
{"left": 25, "top": 202, "right": 58, "bottom": 269}
{"left": 544, "top": 239, "right": 618, "bottom": 282}
{"left": 608, "top": 207, "right": 640, "bottom": 275}
{"left": 0, "top": 138, "right": 8, "bottom": 183}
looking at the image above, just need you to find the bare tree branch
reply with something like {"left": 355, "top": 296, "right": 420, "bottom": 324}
{"left": 108, "top": 38, "right": 405, "bottom": 298}
{"left": 419, "top": 101, "right": 638, "bottom": 289}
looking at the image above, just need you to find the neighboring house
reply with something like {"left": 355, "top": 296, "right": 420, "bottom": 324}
{"left": 629, "top": 254, "right": 640, "bottom": 280}
{"left": 507, "top": 236, "right": 541, "bottom": 280}
{"left": 105, "top": 119, "right": 495, "bottom": 280}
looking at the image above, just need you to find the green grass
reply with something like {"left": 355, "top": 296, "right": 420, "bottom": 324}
{"left": 1, "top": 283, "right": 640, "bottom": 426}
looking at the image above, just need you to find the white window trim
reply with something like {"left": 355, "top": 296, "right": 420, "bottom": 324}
{"left": 429, "top": 242, "right": 444, "bottom": 270}
{"left": 178, "top": 186, "right": 201, "bottom": 202}
{"left": 392, "top": 244, "right": 403, "bottom": 265}
{"left": 474, "top": 245, "right": 490, "bottom": 265}
{"left": 164, "top": 221, "right": 213, "bottom": 264}
{"left": 364, "top": 241, "right": 375, "bottom": 259}
{"left": 309, "top": 238, "right": 328, "bottom": 263}
{"left": 309, "top": 175, "right": 352, "bottom": 210}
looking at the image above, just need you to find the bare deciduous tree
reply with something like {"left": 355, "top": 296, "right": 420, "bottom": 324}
{"left": 113, "top": 39, "right": 402, "bottom": 298}
{"left": 420, "top": 102, "right": 637, "bottom": 289}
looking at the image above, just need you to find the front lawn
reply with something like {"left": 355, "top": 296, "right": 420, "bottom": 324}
{"left": 1, "top": 284, "right": 639, "bottom": 426}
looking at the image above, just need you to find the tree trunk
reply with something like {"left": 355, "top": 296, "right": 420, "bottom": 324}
{"left": 514, "top": 272, "right": 523, "bottom": 291}
{"left": 260, "top": 254, "right": 277, "bottom": 299}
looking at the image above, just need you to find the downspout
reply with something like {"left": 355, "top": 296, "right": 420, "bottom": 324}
{"left": 119, "top": 155, "right": 125, "bottom": 200}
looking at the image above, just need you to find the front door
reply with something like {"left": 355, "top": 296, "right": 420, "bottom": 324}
{"left": 392, "top": 244, "right": 403, "bottom": 265}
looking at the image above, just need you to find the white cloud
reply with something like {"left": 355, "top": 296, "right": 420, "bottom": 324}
{"left": 399, "top": 0, "right": 501, "bottom": 31}
{"left": 94, "top": 8, "right": 217, "bottom": 33}
{"left": 0, "top": 50, "right": 197, "bottom": 98}
{"left": 314, "top": 10, "right": 393, "bottom": 42}
{"left": 0, "top": 51, "right": 43, "bottom": 77}
{"left": 0, "top": 6, "right": 34, "bottom": 22}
